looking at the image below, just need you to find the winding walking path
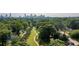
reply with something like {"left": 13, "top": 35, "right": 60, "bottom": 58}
{"left": 27, "top": 27, "right": 39, "bottom": 46}
{"left": 59, "top": 31, "right": 79, "bottom": 46}
{"left": 34, "top": 30, "right": 39, "bottom": 46}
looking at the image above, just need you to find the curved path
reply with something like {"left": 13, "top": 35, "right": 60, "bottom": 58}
{"left": 27, "top": 27, "right": 39, "bottom": 46}
{"left": 34, "top": 30, "right": 39, "bottom": 46}
{"left": 59, "top": 31, "right": 79, "bottom": 46}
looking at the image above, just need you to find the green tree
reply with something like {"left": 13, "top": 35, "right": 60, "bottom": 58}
{"left": 38, "top": 25, "right": 56, "bottom": 45}
{"left": 0, "top": 23, "right": 11, "bottom": 46}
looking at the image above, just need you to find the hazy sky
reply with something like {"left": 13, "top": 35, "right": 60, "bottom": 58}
{"left": 0, "top": 13, "right": 79, "bottom": 17}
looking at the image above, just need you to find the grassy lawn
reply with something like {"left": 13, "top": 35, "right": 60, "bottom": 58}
{"left": 27, "top": 27, "right": 38, "bottom": 46}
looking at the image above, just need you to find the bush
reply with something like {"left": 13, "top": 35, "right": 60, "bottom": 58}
{"left": 11, "top": 36, "right": 20, "bottom": 46}
{"left": 59, "top": 34, "right": 68, "bottom": 42}
{"left": 52, "top": 32, "right": 60, "bottom": 39}
{"left": 49, "top": 39, "right": 65, "bottom": 46}
{"left": 70, "top": 30, "right": 79, "bottom": 40}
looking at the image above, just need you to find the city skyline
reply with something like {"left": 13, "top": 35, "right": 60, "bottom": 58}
{"left": 0, "top": 13, "right": 79, "bottom": 17}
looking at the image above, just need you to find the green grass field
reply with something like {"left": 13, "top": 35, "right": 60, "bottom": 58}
{"left": 27, "top": 27, "right": 38, "bottom": 46}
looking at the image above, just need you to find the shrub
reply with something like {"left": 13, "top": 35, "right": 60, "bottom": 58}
{"left": 59, "top": 34, "right": 68, "bottom": 42}
{"left": 49, "top": 39, "right": 65, "bottom": 46}
{"left": 70, "top": 30, "right": 79, "bottom": 40}
{"left": 52, "top": 32, "right": 60, "bottom": 39}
